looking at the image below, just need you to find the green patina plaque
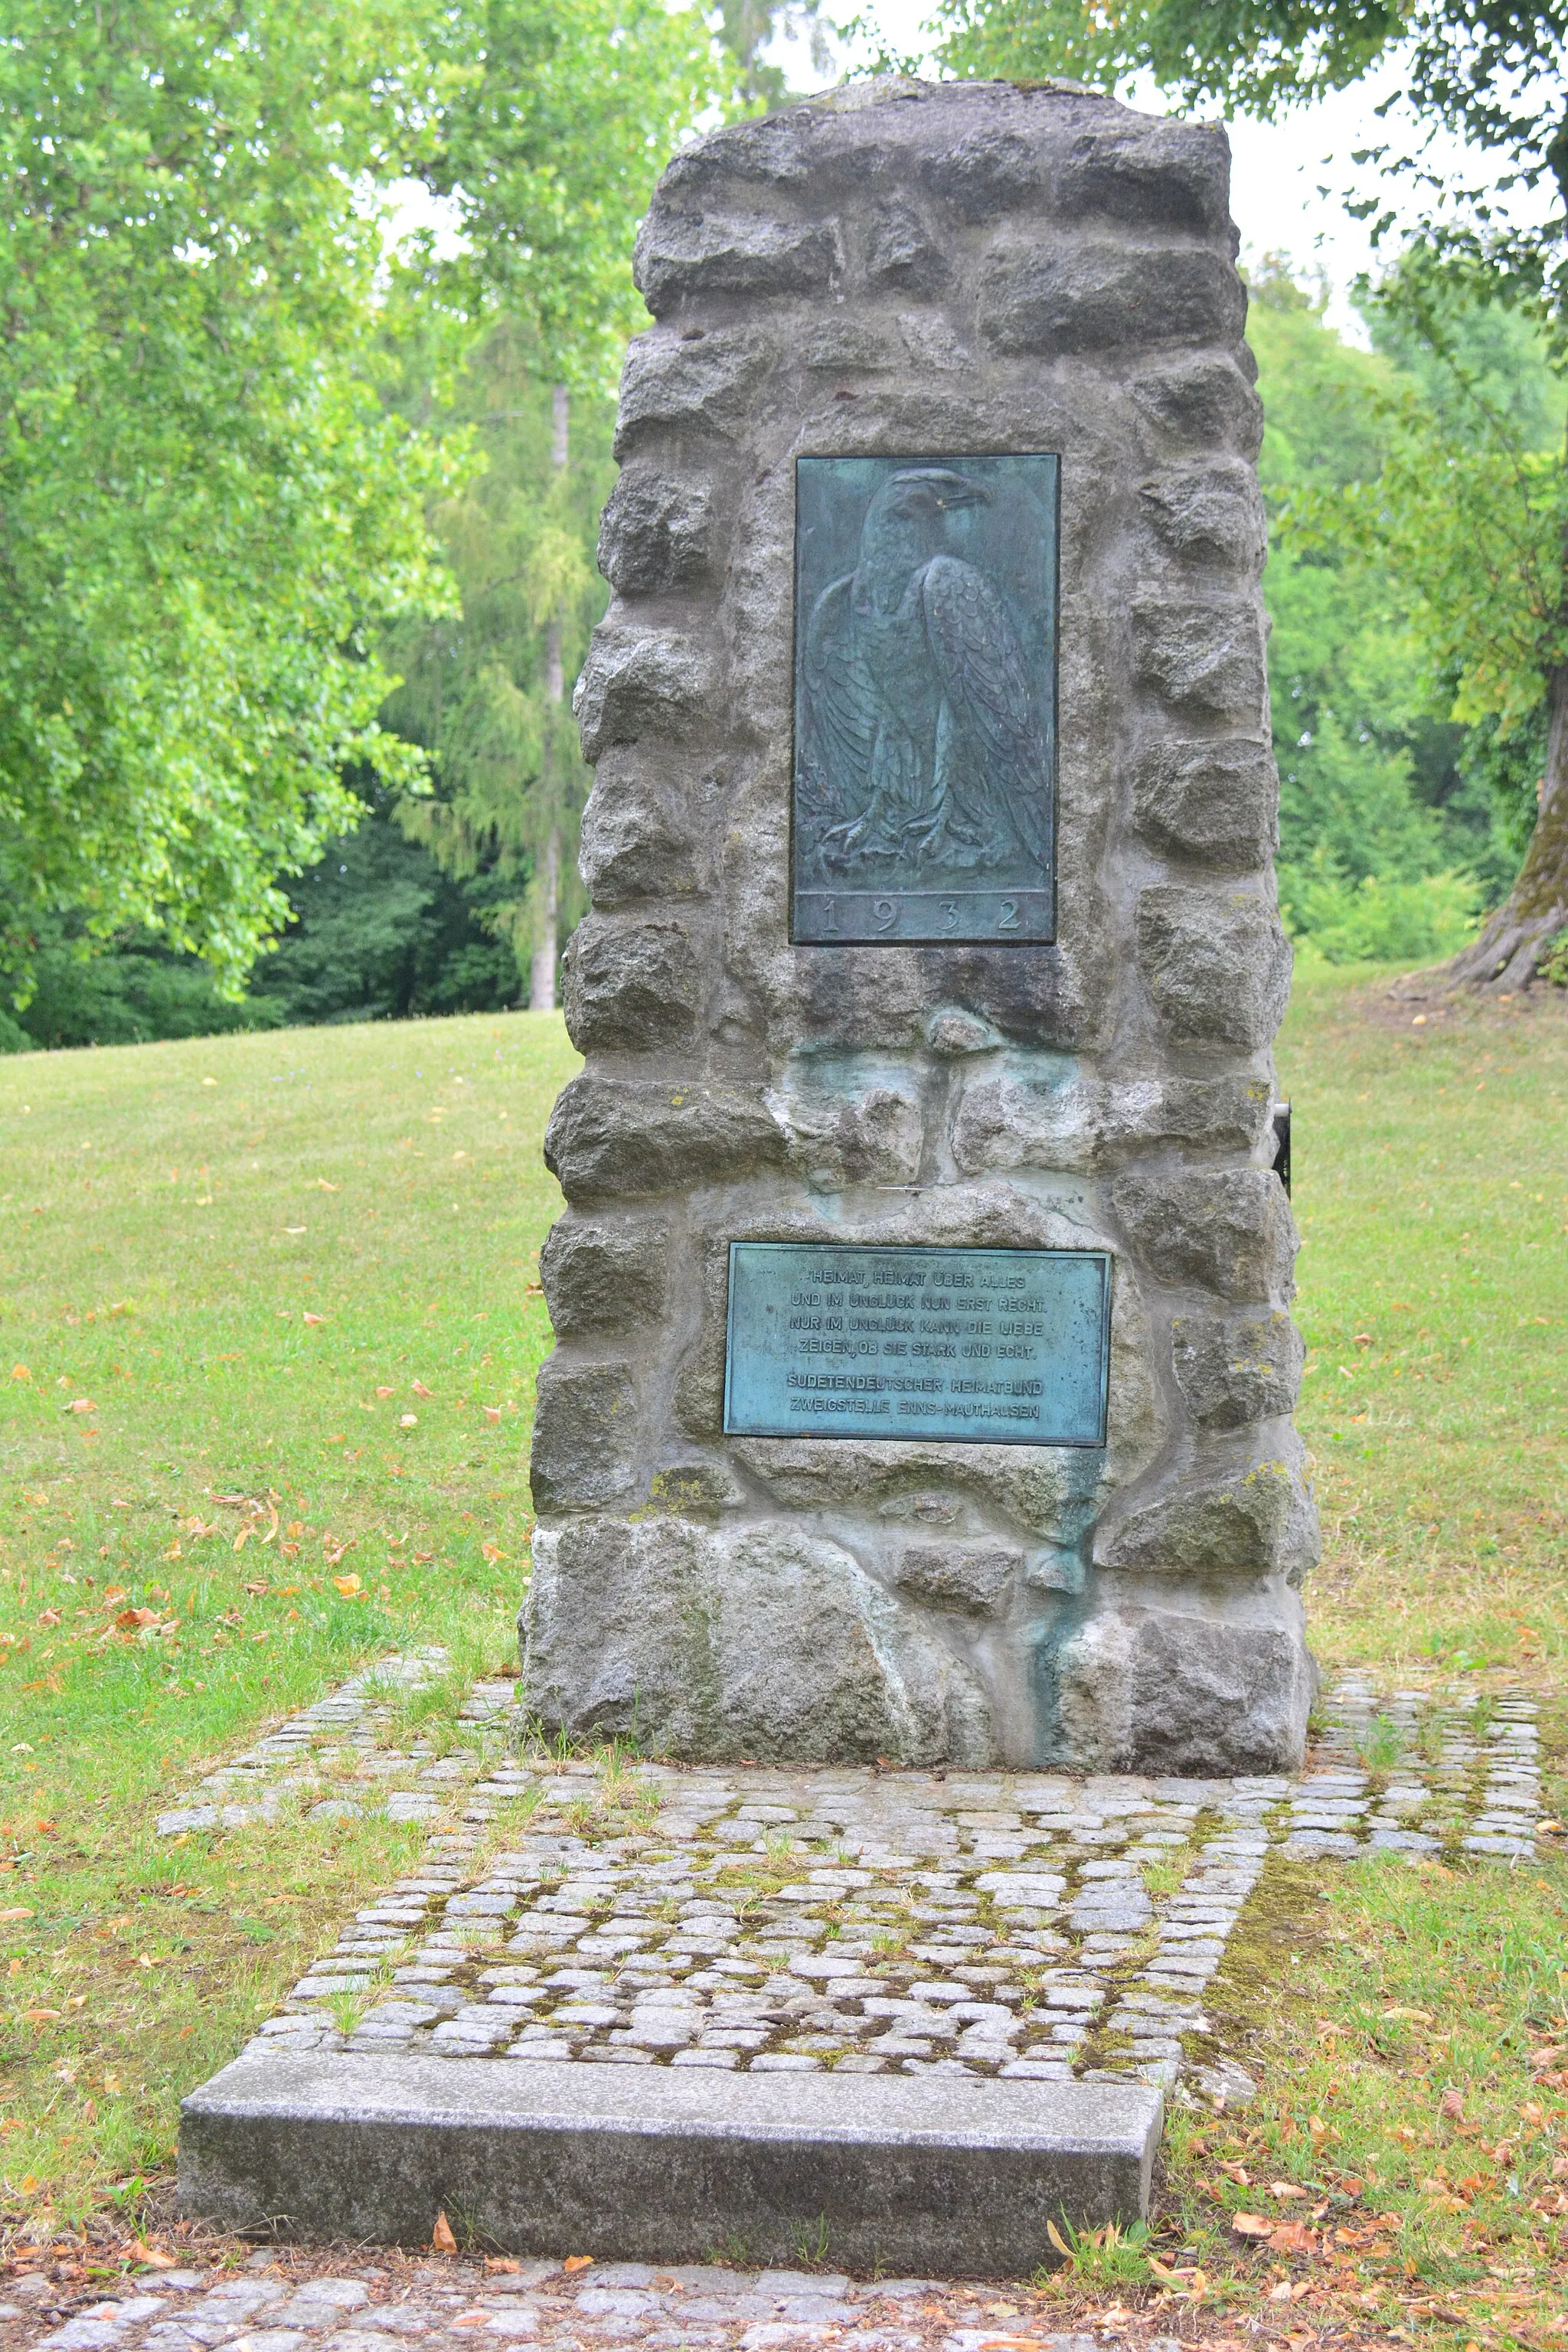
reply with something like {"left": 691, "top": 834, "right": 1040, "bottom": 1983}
{"left": 792, "top": 452, "right": 1060, "bottom": 946}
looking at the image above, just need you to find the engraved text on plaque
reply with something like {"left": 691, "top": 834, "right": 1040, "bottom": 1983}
{"left": 724, "top": 1243, "right": 1109, "bottom": 1445}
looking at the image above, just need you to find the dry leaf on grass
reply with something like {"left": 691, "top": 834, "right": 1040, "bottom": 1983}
{"left": 430, "top": 2211, "right": 457, "bottom": 2254}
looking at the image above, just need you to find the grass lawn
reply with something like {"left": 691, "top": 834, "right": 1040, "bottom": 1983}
{"left": 1, "top": 970, "right": 1565, "bottom": 2344}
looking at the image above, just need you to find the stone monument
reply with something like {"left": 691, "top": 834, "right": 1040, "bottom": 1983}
{"left": 524, "top": 73, "right": 1317, "bottom": 1775}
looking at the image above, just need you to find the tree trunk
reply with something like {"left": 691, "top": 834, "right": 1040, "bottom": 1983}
{"left": 529, "top": 828, "right": 560, "bottom": 1011}
{"left": 528, "top": 382, "right": 570, "bottom": 1014}
{"left": 1436, "top": 658, "right": 1568, "bottom": 991}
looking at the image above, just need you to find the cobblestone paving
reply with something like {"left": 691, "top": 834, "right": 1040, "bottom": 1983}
{"left": 2, "top": 2249, "right": 1156, "bottom": 2352}
{"left": 155, "top": 1658, "right": 518, "bottom": 1839}
{"left": 163, "top": 1664, "right": 1539, "bottom": 2103}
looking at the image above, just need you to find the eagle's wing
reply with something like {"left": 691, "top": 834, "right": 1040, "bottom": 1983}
{"left": 919, "top": 554, "right": 1054, "bottom": 867}
{"left": 802, "top": 574, "right": 879, "bottom": 824}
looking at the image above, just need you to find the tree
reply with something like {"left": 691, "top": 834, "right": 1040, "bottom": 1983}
{"left": 1249, "top": 263, "right": 1521, "bottom": 961}
{"left": 0, "top": 0, "right": 460, "bottom": 998}
{"left": 396, "top": 0, "right": 723, "bottom": 1006}
{"left": 928, "top": 0, "right": 1568, "bottom": 986}
{"left": 381, "top": 320, "right": 616, "bottom": 1004}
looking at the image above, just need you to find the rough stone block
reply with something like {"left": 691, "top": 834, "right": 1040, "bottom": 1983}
{"left": 574, "top": 626, "right": 712, "bottom": 762}
{"left": 524, "top": 1519, "right": 993, "bottom": 1765}
{"left": 599, "top": 470, "right": 715, "bottom": 594}
{"left": 563, "top": 916, "right": 701, "bottom": 1054}
{"left": 1094, "top": 1439, "right": 1319, "bottom": 1586}
{"left": 1171, "top": 1310, "right": 1305, "bottom": 1430}
{"left": 893, "top": 1543, "right": 1021, "bottom": 1614}
{"left": 1135, "top": 885, "right": 1292, "bottom": 1048}
{"left": 1130, "top": 354, "right": 1263, "bottom": 458}
{"left": 769, "top": 1057, "right": 926, "bottom": 1187}
{"left": 614, "top": 328, "right": 770, "bottom": 454}
{"left": 920, "top": 126, "right": 1041, "bottom": 220}
{"left": 539, "top": 1216, "right": 671, "bottom": 1337}
{"left": 864, "top": 194, "right": 949, "bottom": 292}
{"left": 1052, "top": 118, "right": 1232, "bottom": 237}
{"left": 578, "top": 763, "right": 702, "bottom": 905}
{"left": 1138, "top": 462, "right": 1267, "bottom": 571}
{"left": 1057, "top": 1605, "right": 1313, "bottom": 1774}
{"left": 529, "top": 1363, "right": 639, "bottom": 1512}
{"left": 951, "top": 1067, "right": 1273, "bottom": 1174}
{"left": 635, "top": 211, "right": 842, "bottom": 314}
{"left": 1130, "top": 737, "right": 1277, "bottom": 868}
{"left": 1132, "top": 597, "right": 1267, "bottom": 720}
{"left": 1112, "top": 1167, "right": 1296, "bottom": 1302}
{"left": 544, "top": 1075, "right": 786, "bottom": 1201}
{"left": 982, "top": 245, "right": 1246, "bottom": 357}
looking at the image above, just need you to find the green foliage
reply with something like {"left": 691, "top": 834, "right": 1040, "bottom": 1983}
{"left": 423, "top": 0, "right": 724, "bottom": 383}
{"left": 260, "top": 796, "right": 521, "bottom": 1025}
{"left": 1247, "top": 268, "right": 1527, "bottom": 949}
{"left": 383, "top": 325, "right": 617, "bottom": 976}
{"left": 925, "top": 0, "right": 1403, "bottom": 106}
{"left": 1278, "top": 269, "right": 1568, "bottom": 909}
{"left": 1286, "top": 861, "right": 1483, "bottom": 968}
{"left": 0, "top": 0, "right": 462, "bottom": 998}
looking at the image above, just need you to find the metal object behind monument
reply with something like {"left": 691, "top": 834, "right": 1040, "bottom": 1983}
{"left": 724, "top": 1243, "right": 1109, "bottom": 1446}
{"left": 792, "top": 454, "right": 1060, "bottom": 944}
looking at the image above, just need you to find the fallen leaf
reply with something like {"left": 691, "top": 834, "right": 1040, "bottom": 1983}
{"left": 400, "top": 1413, "right": 418, "bottom": 1428}
{"left": 64, "top": 1399, "right": 96, "bottom": 1414}
{"left": 115, "top": 1608, "right": 159, "bottom": 1632}
{"left": 563, "top": 2256, "right": 594, "bottom": 2274}
{"left": 1269, "top": 2181, "right": 1308, "bottom": 2200}
{"left": 0, "top": 1906, "right": 34, "bottom": 1920}
{"left": 11, "top": 1364, "right": 30, "bottom": 1380}
{"left": 1268, "top": 2222, "right": 1315, "bottom": 2256}
{"left": 431, "top": 2211, "right": 457, "bottom": 2254}
{"left": 375, "top": 1386, "right": 394, "bottom": 1399}
{"left": 482, "top": 1541, "right": 505, "bottom": 1563}
{"left": 315, "top": 1179, "right": 338, "bottom": 1192}
{"left": 1383, "top": 2007, "right": 1435, "bottom": 2025}
{"left": 485, "top": 2259, "right": 522, "bottom": 2274}
{"left": 303, "top": 1312, "right": 325, "bottom": 1326}
{"left": 1442, "top": 2087, "right": 1465, "bottom": 2122}
{"left": 412, "top": 1379, "right": 434, "bottom": 1398}
{"left": 22, "top": 2007, "right": 60, "bottom": 2024}
{"left": 483, "top": 1405, "right": 502, "bottom": 1423}
{"left": 1232, "top": 2213, "right": 1272, "bottom": 2238}
{"left": 103, "top": 1585, "right": 127, "bottom": 1602}
{"left": 334, "top": 1575, "right": 363, "bottom": 1597}
{"left": 130, "top": 2241, "right": 178, "bottom": 2270}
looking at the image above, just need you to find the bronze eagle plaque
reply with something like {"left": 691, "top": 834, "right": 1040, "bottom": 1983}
{"left": 791, "top": 452, "right": 1060, "bottom": 945}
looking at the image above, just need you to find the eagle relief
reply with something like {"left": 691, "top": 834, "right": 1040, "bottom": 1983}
{"left": 792, "top": 452, "right": 1060, "bottom": 945}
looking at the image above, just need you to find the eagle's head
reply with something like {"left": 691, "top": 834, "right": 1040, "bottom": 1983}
{"left": 857, "top": 467, "right": 991, "bottom": 583}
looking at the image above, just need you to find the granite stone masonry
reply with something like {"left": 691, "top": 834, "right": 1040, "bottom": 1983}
{"left": 528, "top": 73, "right": 1317, "bottom": 1775}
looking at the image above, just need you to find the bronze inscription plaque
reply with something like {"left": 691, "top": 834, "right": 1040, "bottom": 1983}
{"left": 792, "top": 452, "right": 1060, "bottom": 945}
